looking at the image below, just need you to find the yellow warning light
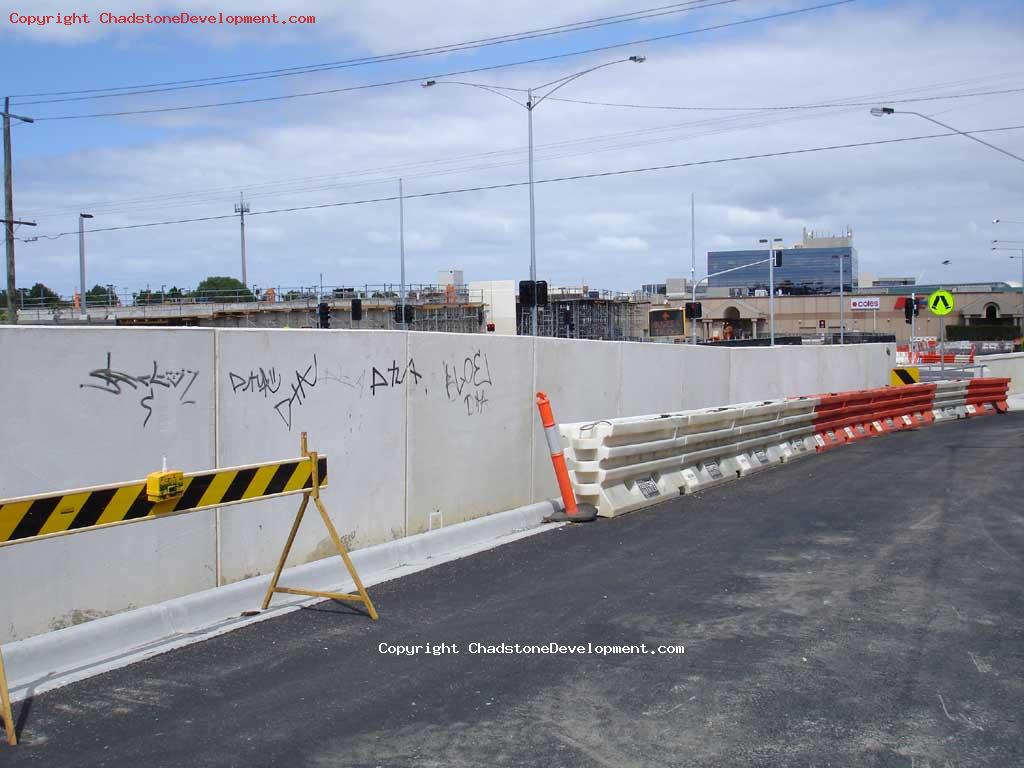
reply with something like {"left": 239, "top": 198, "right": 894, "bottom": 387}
{"left": 146, "top": 469, "right": 184, "bottom": 502}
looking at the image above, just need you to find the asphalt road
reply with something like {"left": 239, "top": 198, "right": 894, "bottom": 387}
{"left": 5, "top": 413, "right": 1023, "bottom": 767}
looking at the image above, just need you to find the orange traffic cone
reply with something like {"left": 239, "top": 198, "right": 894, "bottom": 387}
{"left": 536, "top": 392, "right": 597, "bottom": 523}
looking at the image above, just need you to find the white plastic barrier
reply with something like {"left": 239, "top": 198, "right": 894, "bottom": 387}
{"left": 560, "top": 397, "right": 820, "bottom": 518}
{"left": 931, "top": 380, "right": 969, "bottom": 422}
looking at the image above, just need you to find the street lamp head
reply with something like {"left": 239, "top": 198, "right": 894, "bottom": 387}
{"left": 421, "top": 80, "right": 437, "bottom": 88}
{"left": 870, "top": 106, "right": 895, "bottom": 117}
{"left": 79, "top": 213, "right": 93, "bottom": 219}
{"left": 628, "top": 55, "right": 646, "bottom": 63}
{"left": 993, "top": 218, "right": 1001, "bottom": 223}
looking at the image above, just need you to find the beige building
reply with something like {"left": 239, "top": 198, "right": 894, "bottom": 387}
{"left": 655, "top": 288, "right": 1023, "bottom": 342}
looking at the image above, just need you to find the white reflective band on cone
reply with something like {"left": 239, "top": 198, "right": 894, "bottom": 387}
{"left": 544, "top": 425, "right": 562, "bottom": 456}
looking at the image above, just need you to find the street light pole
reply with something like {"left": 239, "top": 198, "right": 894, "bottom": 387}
{"left": 78, "top": 213, "right": 93, "bottom": 320}
{"left": 527, "top": 88, "right": 537, "bottom": 336}
{"left": 832, "top": 253, "right": 846, "bottom": 344}
{"left": 992, "top": 243, "right": 1024, "bottom": 338}
{"left": 690, "top": 193, "right": 696, "bottom": 344}
{"left": 423, "top": 55, "right": 646, "bottom": 337}
{"left": 760, "top": 237, "right": 782, "bottom": 344}
{"left": 399, "top": 177, "right": 406, "bottom": 325}
{"left": 871, "top": 107, "right": 1024, "bottom": 165}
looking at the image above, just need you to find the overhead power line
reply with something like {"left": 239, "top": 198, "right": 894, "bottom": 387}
{"left": 12, "top": 0, "right": 738, "bottom": 105}
{"left": 20, "top": 70, "right": 1021, "bottom": 220}
{"left": 31, "top": 0, "right": 858, "bottom": 121}
{"left": 20, "top": 123, "right": 1024, "bottom": 242}
{"left": 548, "top": 84, "right": 1024, "bottom": 111}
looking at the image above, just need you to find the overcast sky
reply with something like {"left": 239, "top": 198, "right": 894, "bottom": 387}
{"left": 2, "top": 0, "right": 1023, "bottom": 297}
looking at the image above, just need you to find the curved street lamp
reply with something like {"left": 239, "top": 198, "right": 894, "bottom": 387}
{"left": 870, "top": 106, "right": 1024, "bottom": 164}
{"left": 992, "top": 243, "right": 1024, "bottom": 336}
{"left": 424, "top": 56, "right": 647, "bottom": 335}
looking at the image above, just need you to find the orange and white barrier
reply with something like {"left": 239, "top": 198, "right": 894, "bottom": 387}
{"left": 549, "top": 377, "right": 1010, "bottom": 519}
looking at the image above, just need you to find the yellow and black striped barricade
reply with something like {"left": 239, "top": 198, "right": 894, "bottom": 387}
{"left": 890, "top": 367, "right": 921, "bottom": 386}
{"left": 0, "top": 432, "right": 377, "bottom": 747}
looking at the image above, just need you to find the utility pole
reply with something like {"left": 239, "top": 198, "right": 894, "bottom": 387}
{"left": 78, "top": 213, "right": 93, "bottom": 319}
{"left": 234, "top": 192, "right": 249, "bottom": 288}
{"left": 3, "top": 97, "right": 35, "bottom": 325}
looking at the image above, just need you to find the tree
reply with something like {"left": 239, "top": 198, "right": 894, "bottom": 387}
{"left": 85, "top": 284, "right": 119, "bottom": 307}
{"left": 195, "top": 276, "right": 254, "bottom": 303}
{"left": 25, "top": 283, "right": 61, "bottom": 308}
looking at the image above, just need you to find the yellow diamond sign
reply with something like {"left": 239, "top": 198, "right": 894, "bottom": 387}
{"left": 927, "top": 289, "right": 954, "bottom": 316}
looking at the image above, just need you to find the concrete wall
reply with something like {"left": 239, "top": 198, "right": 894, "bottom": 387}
{"left": 0, "top": 326, "right": 894, "bottom": 642}
{"left": 980, "top": 352, "right": 1024, "bottom": 393}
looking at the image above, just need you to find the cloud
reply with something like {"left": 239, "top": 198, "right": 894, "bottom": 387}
{"left": 593, "top": 235, "right": 649, "bottom": 252}
{"left": 8, "top": 1, "right": 1024, "bottom": 297}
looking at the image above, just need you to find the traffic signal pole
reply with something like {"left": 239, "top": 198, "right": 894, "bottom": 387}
{"left": 910, "top": 291, "right": 916, "bottom": 358}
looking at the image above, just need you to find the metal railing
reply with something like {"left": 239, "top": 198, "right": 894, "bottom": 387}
{"left": 9, "top": 283, "right": 487, "bottom": 313}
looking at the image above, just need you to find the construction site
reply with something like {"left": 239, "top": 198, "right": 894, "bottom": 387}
{"left": 516, "top": 287, "right": 650, "bottom": 341}
{"left": 13, "top": 283, "right": 489, "bottom": 334}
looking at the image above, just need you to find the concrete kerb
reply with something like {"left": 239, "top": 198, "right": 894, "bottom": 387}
{"left": 3, "top": 499, "right": 561, "bottom": 703}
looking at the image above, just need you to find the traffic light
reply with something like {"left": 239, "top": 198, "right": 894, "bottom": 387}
{"left": 351, "top": 298, "right": 363, "bottom": 322}
{"left": 394, "top": 304, "right": 414, "bottom": 324}
{"left": 519, "top": 280, "right": 536, "bottom": 307}
{"left": 535, "top": 280, "right": 548, "bottom": 306}
{"left": 903, "top": 297, "right": 916, "bottom": 324}
{"left": 773, "top": 249, "right": 783, "bottom": 268}
{"left": 519, "top": 280, "right": 549, "bottom": 307}
{"left": 317, "top": 301, "right": 330, "bottom": 329}
{"left": 684, "top": 301, "right": 703, "bottom": 319}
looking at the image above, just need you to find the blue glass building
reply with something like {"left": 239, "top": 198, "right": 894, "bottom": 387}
{"left": 707, "top": 230, "right": 857, "bottom": 295}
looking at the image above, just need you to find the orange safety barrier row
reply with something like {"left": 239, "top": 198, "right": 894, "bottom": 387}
{"left": 964, "top": 378, "right": 1010, "bottom": 416}
{"left": 801, "top": 377, "right": 1010, "bottom": 454}
{"left": 918, "top": 353, "right": 974, "bottom": 364}
{"left": 808, "top": 383, "right": 937, "bottom": 451}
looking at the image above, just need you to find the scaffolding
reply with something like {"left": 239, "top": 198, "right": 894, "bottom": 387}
{"left": 517, "top": 290, "right": 648, "bottom": 341}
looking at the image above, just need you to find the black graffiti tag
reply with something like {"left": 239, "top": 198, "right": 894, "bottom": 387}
{"left": 272, "top": 356, "right": 318, "bottom": 431}
{"left": 228, "top": 367, "right": 281, "bottom": 397}
{"left": 80, "top": 352, "right": 199, "bottom": 428}
{"left": 370, "top": 358, "right": 422, "bottom": 396}
{"left": 443, "top": 351, "right": 493, "bottom": 416}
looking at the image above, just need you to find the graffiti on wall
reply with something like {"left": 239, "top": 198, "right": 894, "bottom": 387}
{"left": 444, "top": 350, "right": 493, "bottom": 416}
{"left": 80, "top": 352, "right": 200, "bottom": 428}
{"left": 371, "top": 358, "right": 422, "bottom": 396}
{"left": 229, "top": 355, "right": 318, "bottom": 431}
{"left": 227, "top": 346, "right": 496, "bottom": 429}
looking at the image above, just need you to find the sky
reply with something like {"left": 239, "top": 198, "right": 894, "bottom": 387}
{"left": 2, "top": 0, "right": 1023, "bottom": 298}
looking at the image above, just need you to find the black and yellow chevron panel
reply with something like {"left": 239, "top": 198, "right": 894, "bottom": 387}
{"left": 0, "top": 456, "right": 327, "bottom": 546}
{"left": 890, "top": 367, "right": 921, "bottom": 386}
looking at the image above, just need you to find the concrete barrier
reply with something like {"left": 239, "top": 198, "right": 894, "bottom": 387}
{"left": 0, "top": 325, "right": 894, "bottom": 643}
{"left": 980, "top": 352, "right": 1024, "bottom": 393}
{"left": 215, "top": 329, "right": 408, "bottom": 582}
{"left": 0, "top": 327, "right": 218, "bottom": 642}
